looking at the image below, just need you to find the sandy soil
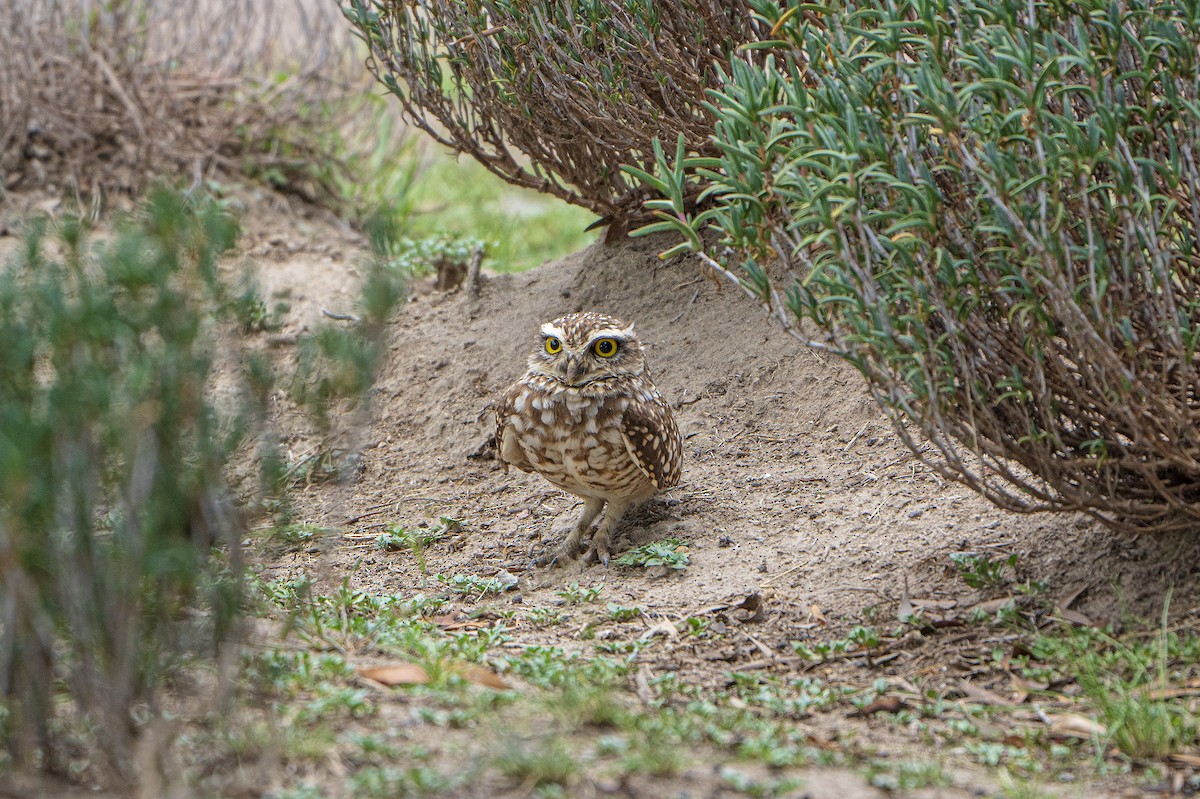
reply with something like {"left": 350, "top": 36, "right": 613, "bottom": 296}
{"left": 5, "top": 188, "right": 1198, "bottom": 798}
{"left": 272, "top": 227, "right": 1200, "bottom": 626}
{"left": 243, "top": 202, "right": 1200, "bottom": 797}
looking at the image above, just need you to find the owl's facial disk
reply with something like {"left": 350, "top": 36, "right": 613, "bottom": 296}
{"left": 532, "top": 320, "right": 639, "bottom": 387}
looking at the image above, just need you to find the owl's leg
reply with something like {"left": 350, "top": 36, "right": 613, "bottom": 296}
{"left": 538, "top": 496, "right": 605, "bottom": 566}
{"left": 581, "top": 497, "right": 634, "bottom": 567}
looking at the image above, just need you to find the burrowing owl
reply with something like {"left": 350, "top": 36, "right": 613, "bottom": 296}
{"left": 495, "top": 312, "right": 683, "bottom": 566}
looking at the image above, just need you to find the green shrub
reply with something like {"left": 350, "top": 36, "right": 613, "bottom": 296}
{"left": 635, "top": 0, "right": 1200, "bottom": 532}
{"left": 343, "top": 0, "right": 770, "bottom": 229}
{"left": 0, "top": 190, "right": 253, "bottom": 779}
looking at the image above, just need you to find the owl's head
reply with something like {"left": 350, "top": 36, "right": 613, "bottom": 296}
{"left": 527, "top": 312, "right": 646, "bottom": 387}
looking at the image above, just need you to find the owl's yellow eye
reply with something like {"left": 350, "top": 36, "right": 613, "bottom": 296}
{"left": 593, "top": 338, "right": 618, "bottom": 358}
{"left": 544, "top": 337, "right": 562, "bottom": 354}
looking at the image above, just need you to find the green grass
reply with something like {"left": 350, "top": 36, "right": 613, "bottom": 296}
{"left": 1026, "top": 622, "right": 1200, "bottom": 761}
{"left": 402, "top": 152, "right": 598, "bottom": 273}
{"left": 555, "top": 581, "right": 603, "bottom": 605}
{"left": 198, "top": 555, "right": 1200, "bottom": 797}
{"left": 258, "top": 523, "right": 335, "bottom": 553}
{"left": 282, "top": 89, "right": 597, "bottom": 276}
{"left": 950, "top": 551, "right": 1018, "bottom": 590}
{"left": 493, "top": 735, "right": 579, "bottom": 790}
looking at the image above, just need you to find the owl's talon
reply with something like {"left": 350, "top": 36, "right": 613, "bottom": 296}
{"left": 580, "top": 536, "right": 611, "bottom": 568}
{"left": 534, "top": 540, "right": 579, "bottom": 569}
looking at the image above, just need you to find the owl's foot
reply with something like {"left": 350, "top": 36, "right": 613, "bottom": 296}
{"left": 532, "top": 531, "right": 585, "bottom": 568}
{"left": 532, "top": 497, "right": 605, "bottom": 568}
{"left": 579, "top": 533, "right": 612, "bottom": 568}
{"left": 532, "top": 529, "right": 611, "bottom": 569}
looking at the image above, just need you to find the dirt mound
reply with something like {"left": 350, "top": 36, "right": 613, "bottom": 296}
{"left": 279, "top": 232, "right": 1200, "bottom": 637}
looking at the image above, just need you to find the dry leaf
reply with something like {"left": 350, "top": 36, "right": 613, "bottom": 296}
{"left": 910, "top": 598, "right": 958, "bottom": 610}
{"left": 969, "top": 597, "right": 1016, "bottom": 615}
{"left": 810, "top": 604, "right": 827, "bottom": 626}
{"left": 1010, "top": 673, "right": 1049, "bottom": 694}
{"left": 959, "top": 680, "right": 1023, "bottom": 706}
{"left": 733, "top": 592, "right": 765, "bottom": 623}
{"left": 1049, "top": 714, "right": 1106, "bottom": 739}
{"left": 804, "top": 733, "right": 841, "bottom": 751}
{"left": 1141, "top": 685, "right": 1200, "bottom": 700}
{"left": 1169, "top": 753, "right": 1200, "bottom": 767}
{"left": 358, "top": 663, "right": 430, "bottom": 687}
{"left": 897, "top": 577, "right": 914, "bottom": 621}
{"left": 461, "top": 665, "right": 510, "bottom": 690}
{"left": 1056, "top": 583, "right": 1090, "bottom": 610}
{"left": 640, "top": 620, "right": 679, "bottom": 640}
{"left": 432, "top": 613, "right": 489, "bottom": 631}
{"left": 635, "top": 664, "right": 657, "bottom": 705}
{"left": 1056, "top": 608, "right": 1096, "bottom": 627}
{"left": 849, "top": 696, "right": 906, "bottom": 717}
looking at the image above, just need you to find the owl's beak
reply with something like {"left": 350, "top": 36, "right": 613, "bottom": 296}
{"left": 564, "top": 355, "right": 584, "bottom": 386}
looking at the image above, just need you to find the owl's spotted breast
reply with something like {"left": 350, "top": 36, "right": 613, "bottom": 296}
{"left": 497, "top": 375, "right": 663, "bottom": 500}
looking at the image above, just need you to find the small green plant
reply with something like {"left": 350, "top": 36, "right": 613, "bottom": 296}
{"left": 720, "top": 767, "right": 803, "bottom": 798}
{"left": 1083, "top": 679, "right": 1193, "bottom": 760}
{"left": 265, "top": 523, "right": 333, "bottom": 551}
{"left": 283, "top": 448, "right": 349, "bottom": 487}
{"left": 376, "top": 231, "right": 485, "bottom": 278}
{"left": 377, "top": 519, "right": 457, "bottom": 575}
{"left": 526, "top": 607, "right": 565, "bottom": 628}
{"left": 951, "top": 552, "right": 1018, "bottom": 590}
{"left": 494, "top": 737, "right": 579, "bottom": 790}
{"left": 622, "top": 738, "right": 686, "bottom": 777}
{"left": 683, "top": 617, "right": 711, "bottom": 638}
{"left": 377, "top": 520, "right": 455, "bottom": 551}
{"left": 227, "top": 281, "right": 282, "bottom": 333}
{"left": 556, "top": 582, "right": 603, "bottom": 605}
{"left": 437, "top": 573, "right": 511, "bottom": 597}
{"left": 606, "top": 603, "right": 642, "bottom": 622}
{"left": 350, "top": 765, "right": 456, "bottom": 798}
{"left": 847, "top": 625, "right": 882, "bottom": 651}
{"left": 866, "top": 760, "right": 951, "bottom": 791}
{"left": 614, "top": 538, "right": 690, "bottom": 570}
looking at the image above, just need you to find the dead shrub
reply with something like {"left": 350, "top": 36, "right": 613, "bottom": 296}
{"left": 0, "top": 0, "right": 358, "bottom": 201}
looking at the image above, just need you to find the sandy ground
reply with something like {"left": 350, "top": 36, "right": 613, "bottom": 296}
{"left": 241, "top": 200, "right": 1200, "bottom": 797}
{"left": 4, "top": 187, "right": 1198, "bottom": 797}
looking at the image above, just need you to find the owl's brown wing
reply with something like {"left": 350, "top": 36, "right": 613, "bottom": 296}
{"left": 620, "top": 396, "right": 682, "bottom": 490}
{"left": 495, "top": 383, "right": 534, "bottom": 474}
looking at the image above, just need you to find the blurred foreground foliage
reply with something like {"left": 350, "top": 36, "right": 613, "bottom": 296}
{"left": 0, "top": 188, "right": 400, "bottom": 783}
{"left": 0, "top": 190, "right": 246, "bottom": 779}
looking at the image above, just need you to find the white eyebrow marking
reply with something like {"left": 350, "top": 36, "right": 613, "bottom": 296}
{"left": 540, "top": 323, "right": 567, "bottom": 339}
{"left": 584, "top": 325, "right": 635, "bottom": 346}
